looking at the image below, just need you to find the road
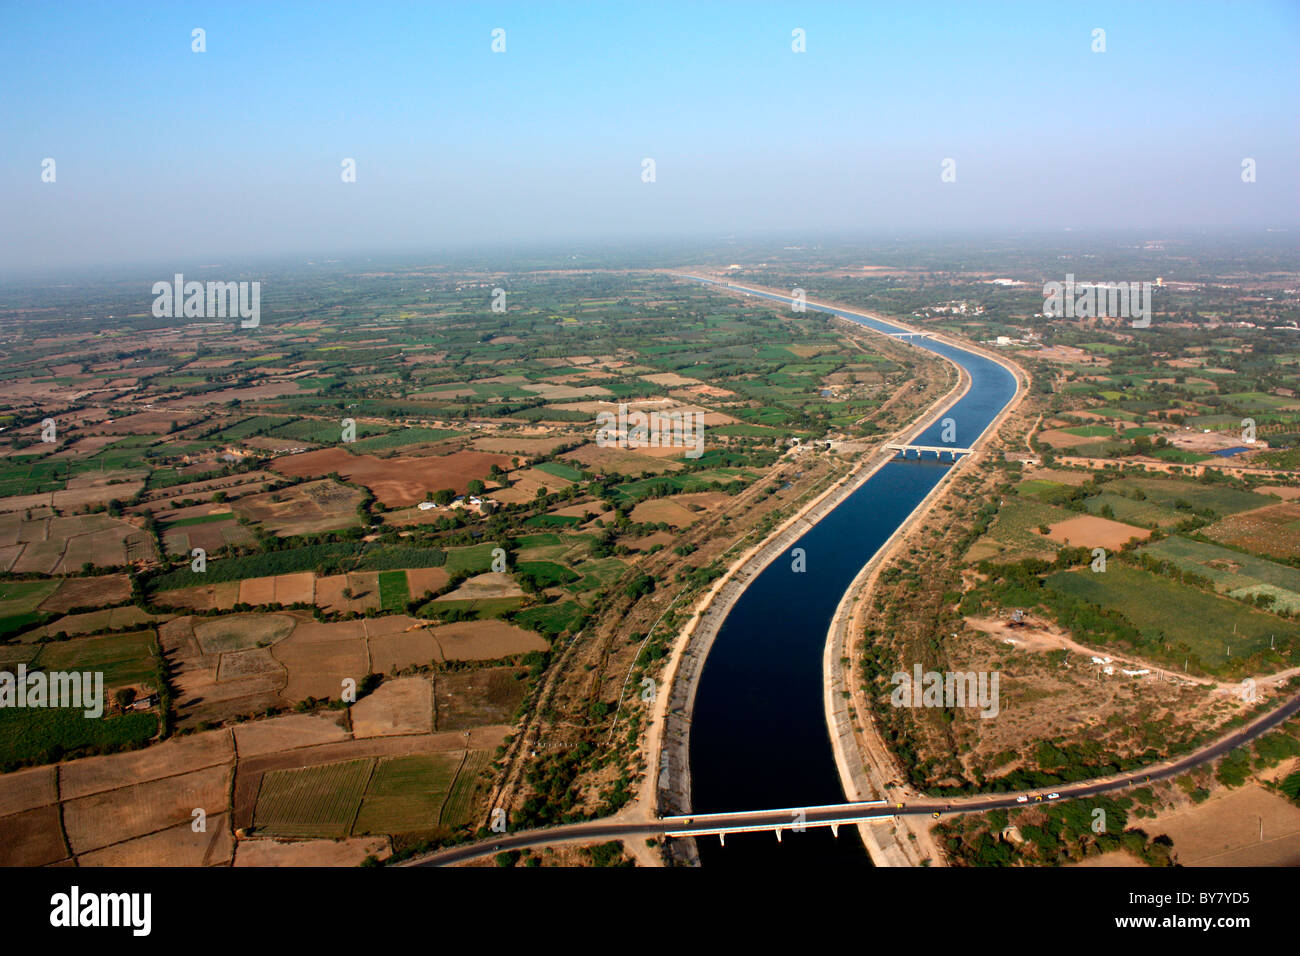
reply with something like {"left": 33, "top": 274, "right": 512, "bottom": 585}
{"left": 408, "top": 683, "right": 1300, "bottom": 866}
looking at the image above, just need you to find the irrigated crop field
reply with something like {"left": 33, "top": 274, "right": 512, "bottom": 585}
{"left": 1046, "top": 565, "right": 1300, "bottom": 669}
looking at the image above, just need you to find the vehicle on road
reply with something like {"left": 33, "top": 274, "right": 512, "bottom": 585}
{"left": 1016, "top": 796, "right": 1028, "bottom": 803}
{"left": 1047, "top": 793, "right": 1060, "bottom": 800}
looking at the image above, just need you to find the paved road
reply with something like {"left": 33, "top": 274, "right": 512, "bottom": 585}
{"left": 409, "top": 685, "right": 1300, "bottom": 866}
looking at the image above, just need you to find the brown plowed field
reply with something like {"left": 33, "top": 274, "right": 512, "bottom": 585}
{"left": 271, "top": 448, "right": 511, "bottom": 507}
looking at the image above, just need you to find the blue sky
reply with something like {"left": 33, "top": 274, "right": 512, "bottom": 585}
{"left": 2, "top": 1, "right": 1297, "bottom": 272}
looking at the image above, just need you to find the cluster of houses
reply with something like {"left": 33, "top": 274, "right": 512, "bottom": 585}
{"left": 416, "top": 494, "right": 499, "bottom": 515}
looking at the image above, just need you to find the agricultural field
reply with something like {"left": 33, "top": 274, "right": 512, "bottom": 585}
{"left": 253, "top": 748, "right": 492, "bottom": 839}
{"left": 34, "top": 629, "right": 160, "bottom": 691}
{"left": 272, "top": 448, "right": 511, "bottom": 507}
{"left": 1203, "top": 502, "right": 1300, "bottom": 561}
{"left": 12, "top": 252, "right": 1291, "bottom": 868}
{"left": 352, "top": 752, "right": 460, "bottom": 834}
{"left": 1046, "top": 565, "right": 1299, "bottom": 671}
{"left": 967, "top": 494, "right": 1074, "bottom": 561}
{"left": 253, "top": 758, "right": 376, "bottom": 838}
{"left": 1138, "top": 536, "right": 1300, "bottom": 612}
{"left": 234, "top": 479, "right": 365, "bottom": 537}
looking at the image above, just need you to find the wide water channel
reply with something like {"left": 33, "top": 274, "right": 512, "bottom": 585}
{"left": 679, "top": 277, "right": 1019, "bottom": 866}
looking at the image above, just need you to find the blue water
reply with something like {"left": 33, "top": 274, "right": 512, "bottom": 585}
{"left": 1212, "top": 446, "right": 1249, "bottom": 458}
{"left": 679, "top": 277, "right": 1018, "bottom": 866}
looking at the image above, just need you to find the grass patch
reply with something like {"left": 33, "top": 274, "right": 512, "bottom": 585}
{"left": 378, "top": 570, "right": 411, "bottom": 611}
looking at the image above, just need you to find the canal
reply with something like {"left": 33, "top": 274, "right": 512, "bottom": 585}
{"left": 681, "top": 279, "right": 1018, "bottom": 866}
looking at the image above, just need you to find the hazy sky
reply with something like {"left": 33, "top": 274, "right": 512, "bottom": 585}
{"left": 2, "top": 1, "right": 1298, "bottom": 273}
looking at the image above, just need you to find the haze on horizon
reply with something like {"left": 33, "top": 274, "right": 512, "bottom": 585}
{"left": 2, "top": 0, "right": 1298, "bottom": 276}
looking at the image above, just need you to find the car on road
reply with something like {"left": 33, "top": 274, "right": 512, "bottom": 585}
{"left": 1047, "top": 793, "right": 1060, "bottom": 800}
{"left": 896, "top": 802, "right": 904, "bottom": 809}
{"left": 1016, "top": 795, "right": 1028, "bottom": 803}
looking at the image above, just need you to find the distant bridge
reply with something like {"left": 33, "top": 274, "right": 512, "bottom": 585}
{"left": 886, "top": 330, "right": 934, "bottom": 339}
{"left": 885, "top": 443, "right": 974, "bottom": 460}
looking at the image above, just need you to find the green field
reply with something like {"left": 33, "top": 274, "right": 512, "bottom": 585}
{"left": 523, "top": 513, "right": 582, "bottom": 528}
{"left": 1080, "top": 475, "right": 1275, "bottom": 527}
{"left": 565, "top": 556, "right": 629, "bottom": 593}
{"left": 353, "top": 752, "right": 461, "bottom": 834}
{"left": 982, "top": 496, "right": 1074, "bottom": 552}
{"left": 515, "top": 532, "right": 594, "bottom": 565}
{"left": 533, "top": 460, "right": 584, "bottom": 482}
{"left": 443, "top": 542, "right": 499, "bottom": 574}
{"left": 1014, "top": 478, "right": 1070, "bottom": 499}
{"left": 513, "top": 601, "right": 584, "bottom": 637}
{"left": 254, "top": 757, "right": 375, "bottom": 838}
{"left": 163, "top": 511, "right": 236, "bottom": 528}
{"left": 348, "top": 427, "right": 461, "bottom": 453}
{"left": 1083, "top": 492, "right": 1182, "bottom": 528}
{"left": 34, "top": 630, "right": 159, "bottom": 690}
{"left": 269, "top": 418, "right": 391, "bottom": 444}
{"left": 1046, "top": 565, "right": 1299, "bottom": 669}
{"left": 0, "top": 580, "right": 60, "bottom": 616}
{"left": 0, "top": 708, "right": 157, "bottom": 770}
{"left": 378, "top": 570, "right": 411, "bottom": 611}
{"left": 0, "top": 580, "right": 60, "bottom": 637}
{"left": 514, "top": 561, "right": 579, "bottom": 587}
{"left": 1152, "top": 447, "right": 1211, "bottom": 464}
{"left": 1116, "top": 476, "right": 1274, "bottom": 516}
{"left": 1138, "top": 537, "right": 1300, "bottom": 612}
{"left": 440, "top": 750, "right": 492, "bottom": 826}
{"left": 428, "top": 596, "right": 522, "bottom": 618}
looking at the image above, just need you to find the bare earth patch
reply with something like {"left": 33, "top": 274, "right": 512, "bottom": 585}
{"left": 1046, "top": 514, "right": 1153, "bottom": 550}
{"left": 351, "top": 677, "right": 434, "bottom": 738}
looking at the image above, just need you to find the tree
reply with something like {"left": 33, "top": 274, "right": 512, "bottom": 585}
{"left": 467, "top": 479, "right": 485, "bottom": 496}
{"left": 433, "top": 488, "right": 456, "bottom": 506}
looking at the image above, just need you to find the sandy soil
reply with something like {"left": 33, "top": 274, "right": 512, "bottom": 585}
{"left": 351, "top": 677, "right": 434, "bottom": 738}
{"left": 234, "top": 835, "right": 391, "bottom": 866}
{"left": 272, "top": 448, "right": 512, "bottom": 507}
{"left": 1046, "top": 514, "right": 1153, "bottom": 550}
{"left": 1143, "top": 782, "right": 1300, "bottom": 866}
